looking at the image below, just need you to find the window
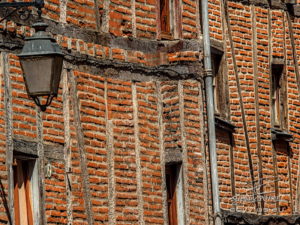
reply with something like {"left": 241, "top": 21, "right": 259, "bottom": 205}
{"left": 160, "top": 0, "right": 171, "bottom": 37}
{"left": 165, "top": 163, "right": 184, "bottom": 225}
{"left": 211, "top": 48, "right": 229, "bottom": 119}
{"left": 13, "top": 156, "right": 38, "bottom": 225}
{"left": 212, "top": 52, "right": 222, "bottom": 114}
{"left": 271, "top": 63, "right": 286, "bottom": 129}
{"left": 159, "top": 0, "right": 181, "bottom": 39}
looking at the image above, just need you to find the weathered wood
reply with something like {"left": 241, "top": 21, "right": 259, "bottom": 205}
{"left": 68, "top": 70, "right": 94, "bottom": 225}
{"left": 287, "top": 144, "right": 294, "bottom": 214}
{"left": 178, "top": 81, "right": 190, "bottom": 224}
{"left": 105, "top": 80, "right": 116, "bottom": 225}
{"left": 131, "top": 0, "right": 136, "bottom": 38}
{"left": 93, "top": 0, "right": 101, "bottom": 32}
{"left": 132, "top": 82, "right": 145, "bottom": 225}
{"left": 59, "top": 0, "right": 67, "bottom": 23}
{"left": 156, "top": 0, "right": 161, "bottom": 40}
{"left": 156, "top": 81, "right": 168, "bottom": 225}
{"left": 3, "top": 52, "right": 14, "bottom": 225}
{"left": 229, "top": 134, "right": 236, "bottom": 212}
{"left": 198, "top": 81, "right": 210, "bottom": 225}
{"left": 174, "top": 0, "right": 182, "bottom": 39}
{"left": 101, "top": 0, "right": 110, "bottom": 33}
{"left": 62, "top": 53, "right": 202, "bottom": 81}
{"left": 62, "top": 66, "right": 73, "bottom": 225}
{"left": 272, "top": 143, "right": 280, "bottom": 215}
{"left": 223, "top": 0, "right": 259, "bottom": 211}
{"left": 251, "top": 4, "right": 264, "bottom": 214}
{"left": 285, "top": 9, "right": 300, "bottom": 213}
{"left": 36, "top": 109, "right": 46, "bottom": 225}
{"left": 0, "top": 32, "right": 202, "bottom": 81}
{"left": 13, "top": 139, "right": 64, "bottom": 161}
{"left": 283, "top": 13, "right": 294, "bottom": 214}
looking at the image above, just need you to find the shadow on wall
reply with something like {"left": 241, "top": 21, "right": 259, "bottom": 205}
{"left": 0, "top": 178, "right": 12, "bottom": 224}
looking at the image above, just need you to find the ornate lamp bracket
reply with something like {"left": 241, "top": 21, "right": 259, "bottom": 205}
{"left": 0, "top": 0, "right": 44, "bottom": 22}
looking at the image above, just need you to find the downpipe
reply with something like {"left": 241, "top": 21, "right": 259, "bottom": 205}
{"left": 201, "top": 0, "right": 222, "bottom": 224}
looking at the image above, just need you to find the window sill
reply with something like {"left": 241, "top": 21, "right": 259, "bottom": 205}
{"left": 160, "top": 32, "right": 173, "bottom": 40}
{"left": 215, "top": 116, "right": 235, "bottom": 133}
{"left": 271, "top": 128, "right": 293, "bottom": 142}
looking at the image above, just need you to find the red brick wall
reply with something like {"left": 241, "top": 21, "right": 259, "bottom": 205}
{"left": 1, "top": 0, "right": 300, "bottom": 224}
{"left": 212, "top": 0, "right": 300, "bottom": 217}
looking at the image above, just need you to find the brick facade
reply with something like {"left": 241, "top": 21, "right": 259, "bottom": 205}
{"left": 0, "top": 0, "right": 300, "bottom": 224}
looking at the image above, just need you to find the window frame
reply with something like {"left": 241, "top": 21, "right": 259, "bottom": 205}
{"left": 211, "top": 53, "right": 222, "bottom": 115}
{"left": 211, "top": 47, "right": 229, "bottom": 120}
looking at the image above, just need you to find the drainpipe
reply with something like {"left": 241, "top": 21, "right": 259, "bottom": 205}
{"left": 201, "top": 0, "right": 222, "bottom": 224}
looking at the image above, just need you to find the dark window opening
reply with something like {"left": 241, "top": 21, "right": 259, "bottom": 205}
{"left": 211, "top": 47, "right": 230, "bottom": 121}
{"left": 212, "top": 53, "right": 223, "bottom": 114}
{"left": 271, "top": 64, "right": 286, "bottom": 129}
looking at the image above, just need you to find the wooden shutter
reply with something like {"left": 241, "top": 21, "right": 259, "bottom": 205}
{"left": 13, "top": 160, "right": 34, "bottom": 225}
{"left": 166, "top": 164, "right": 178, "bottom": 225}
{"left": 160, "top": 0, "right": 170, "bottom": 35}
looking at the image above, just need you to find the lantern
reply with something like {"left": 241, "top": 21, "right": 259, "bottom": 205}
{"left": 18, "top": 22, "right": 63, "bottom": 111}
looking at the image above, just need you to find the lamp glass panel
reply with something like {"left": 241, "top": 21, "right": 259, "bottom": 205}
{"left": 51, "top": 56, "right": 63, "bottom": 94}
{"left": 20, "top": 56, "right": 53, "bottom": 96}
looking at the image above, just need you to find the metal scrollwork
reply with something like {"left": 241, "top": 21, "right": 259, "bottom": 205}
{"left": 0, "top": 6, "right": 32, "bottom": 23}
{"left": 17, "top": 7, "right": 31, "bottom": 21}
{"left": 0, "top": 0, "right": 44, "bottom": 23}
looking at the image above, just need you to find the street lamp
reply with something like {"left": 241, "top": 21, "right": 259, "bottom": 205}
{"left": 0, "top": 0, "right": 64, "bottom": 111}
{"left": 18, "top": 22, "right": 64, "bottom": 111}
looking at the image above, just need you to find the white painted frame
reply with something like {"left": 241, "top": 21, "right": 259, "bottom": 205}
{"left": 29, "top": 160, "right": 40, "bottom": 225}
{"left": 176, "top": 165, "right": 185, "bottom": 225}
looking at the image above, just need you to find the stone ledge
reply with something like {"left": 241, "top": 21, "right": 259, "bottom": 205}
{"left": 271, "top": 128, "right": 293, "bottom": 142}
{"left": 63, "top": 50, "right": 203, "bottom": 81}
{"left": 0, "top": 10, "right": 202, "bottom": 54}
{"left": 0, "top": 32, "right": 203, "bottom": 80}
{"left": 215, "top": 116, "right": 235, "bottom": 133}
{"left": 222, "top": 210, "right": 300, "bottom": 225}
